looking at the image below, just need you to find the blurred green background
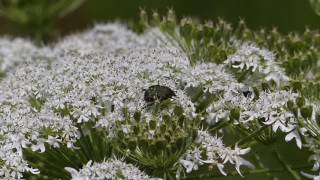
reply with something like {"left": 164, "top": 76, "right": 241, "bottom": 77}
{"left": 0, "top": 0, "right": 319, "bottom": 39}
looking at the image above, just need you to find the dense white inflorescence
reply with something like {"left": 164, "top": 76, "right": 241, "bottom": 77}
{"left": 0, "top": 23, "right": 311, "bottom": 179}
{"left": 224, "top": 42, "right": 289, "bottom": 86}
{"left": 177, "top": 130, "right": 253, "bottom": 178}
{"left": 65, "top": 157, "right": 159, "bottom": 180}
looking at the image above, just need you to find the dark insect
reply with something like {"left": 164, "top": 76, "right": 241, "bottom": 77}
{"left": 144, "top": 85, "right": 176, "bottom": 103}
{"left": 242, "top": 90, "right": 252, "bottom": 97}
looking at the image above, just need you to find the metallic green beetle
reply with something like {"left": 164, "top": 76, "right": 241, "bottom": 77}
{"left": 144, "top": 85, "right": 176, "bottom": 103}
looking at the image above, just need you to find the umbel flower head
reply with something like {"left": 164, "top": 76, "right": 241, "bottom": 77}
{"left": 65, "top": 157, "right": 159, "bottom": 180}
{"left": 0, "top": 11, "right": 319, "bottom": 180}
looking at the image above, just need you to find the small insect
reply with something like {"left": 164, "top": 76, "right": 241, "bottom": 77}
{"left": 242, "top": 90, "right": 252, "bottom": 98}
{"left": 241, "top": 86, "right": 254, "bottom": 98}
{"left": 144, "top": 85, "right": 176, "bottom": 103}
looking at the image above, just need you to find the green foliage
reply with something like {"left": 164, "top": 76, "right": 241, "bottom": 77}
{"left": 310, "top": 0, "right": 320, "bottom": 16}
{"left": 0, "top": 0, "right": 85, "bottom": 42}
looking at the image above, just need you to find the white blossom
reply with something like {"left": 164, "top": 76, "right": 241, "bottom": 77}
{"left": 0, "top": 23, "right": 309, "bottom": 179}
{"left": 65, "top": 158, "right": 161, "bottom": 180}
{"left": 178, "top": 130, "right": 253, "bottom": 176}
{"left": 224, "top": 42, "right": 289, "bottom": 86}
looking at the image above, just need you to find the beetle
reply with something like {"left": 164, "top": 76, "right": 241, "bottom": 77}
{"left": 143, "top": 85, "right": 176, "bottom": 103}
{"left": 242, "top": 90, "right": 252, "bottom": 98}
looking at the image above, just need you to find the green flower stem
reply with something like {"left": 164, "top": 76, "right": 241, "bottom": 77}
{"left": 253, "top": 153, "right": 278, "bottom": 179}
{"left": 239, "top": 139, "right": 258, "bottom": 148}
{"left": 236, "top": 124, "right": 270, "bottom": 146}
{"left": 273, "top": 148, "right": 301, "bottom": 180}
{"left": 208, "top": 120, "right": 233, "bottom": 133}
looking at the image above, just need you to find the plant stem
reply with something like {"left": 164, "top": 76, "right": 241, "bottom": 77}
{"left": 273, "top": 148, "right": 301, "bottom": 180}
{"left": 253, "top": 153, "right": 278, "bottom": 179}
{"left": 208, "top": 120, "right": 233, "bottom": 133}
{"left": 236, "top": 124, "right": 270, "bottom": 146}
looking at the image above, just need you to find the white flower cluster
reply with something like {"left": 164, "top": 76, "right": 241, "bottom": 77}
{"left": 225, "top": 90, "right": 298, "bottom": 129}
{"left": 0, "top": 23, "right": 304, "bottom": 179}
{"left": 0, "top": 23, "right": 239, "bottom": 179}
{"left": 207, "top": 83, "right": 298, "bottom": 127}
{"left": 224, "top": 43, "right": 289, "bottom": 86}
{"left": 0, "top": 38, "right": 50, "bottom": 73}
{"left": 179, "top": 63, "right": 240, "bottom": 94}
{"left": 178, "top": 130, "right": 253, "bottom": 178}
{"left": 65, "top": 157, "right": 160, "bottom": 180}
